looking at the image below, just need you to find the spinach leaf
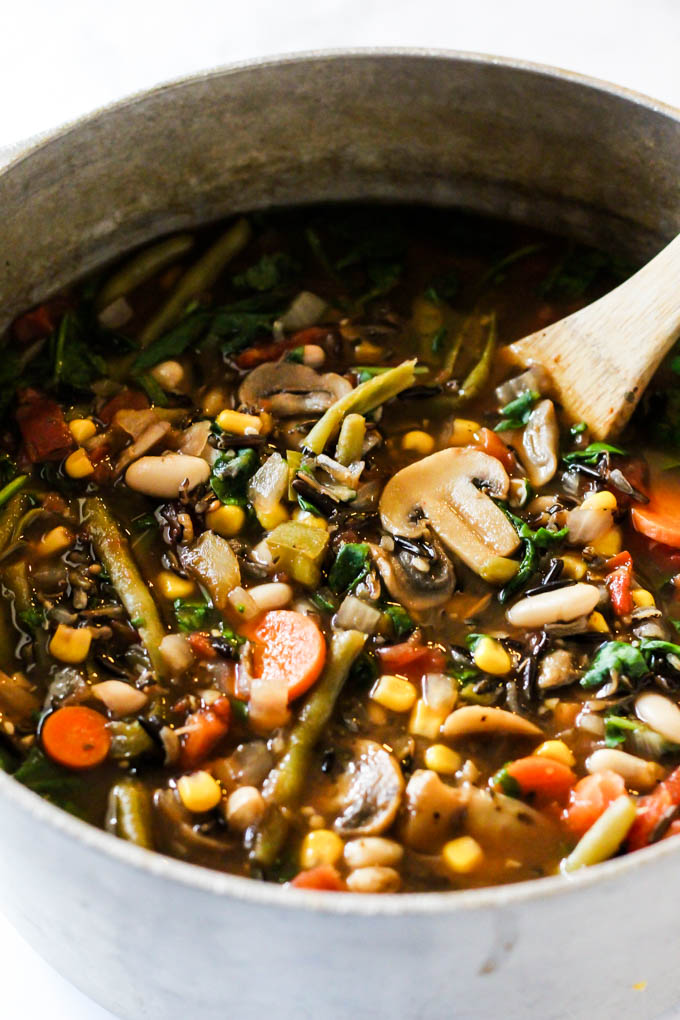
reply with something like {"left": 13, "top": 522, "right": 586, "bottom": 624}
{"left": 135, "top": 372, "right": 169, "bottom": 407}
{"left": 384, "top": 604, "right": 415, "bottom": 638}
{"left": 13, "top": 747, "right": 83, "bottom": 813}
{"left": 233, "top": 252, "right": 299, "bottom": 292}
{"left": 580, "top": 641, "right": 649, "bottom": 689}
{"left": 497, "top": 507, "right": 567, "bottom": 604}
{"left": 132, "top": 311, "right": 211, "bottom": 373}
{"left": 210, "top": 447, "right": 259, "bottom": 505}
{"left": 541, "top": 246, "right": 634, "bottom": 299}
{"left": 52, "top": 311, "right": 107, "bottom": 391}
{"left": 328, "top": 542, "right": 371, "bottom": 594}
{"left": 174, "top": 599, "right": 213, "bottom": 633}
{"left": 604, "top": 714, "right": 643, "bottom": 749}
{"left": 563, "top": 442, "right": 626, "bottom": 465}
{"left": 495, "top": 390, "right": 539, "bottom": 432}
{"left": 219, "top": 625, "right": 246, "bottom": 654}
{"left": 348, "top": 651, "right": 380, "bottom": 689}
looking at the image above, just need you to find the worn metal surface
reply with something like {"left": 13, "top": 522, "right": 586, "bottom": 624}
{"left": 1, "top": 51, "right": 680, "bottom": 1020}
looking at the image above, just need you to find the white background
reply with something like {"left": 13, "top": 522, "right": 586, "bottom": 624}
{"left": 2, "top": 1, "right": 680, "bottom": 1017}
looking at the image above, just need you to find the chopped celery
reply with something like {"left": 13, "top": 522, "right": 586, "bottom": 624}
{"left": 265, "top": 521, "right": 329, "bottom": 587}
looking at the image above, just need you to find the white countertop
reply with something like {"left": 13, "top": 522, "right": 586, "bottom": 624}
{"left": 2, "top": 1, "right": 680, "bottom": 1016}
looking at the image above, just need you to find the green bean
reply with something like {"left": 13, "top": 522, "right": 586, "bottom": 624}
{"left": 0, "top": 475, "right": 27, "bottom": 509}
{"left": 252, "top": 628, "right": 367, "bottom": 867}
{"left": 0, "top": 492, "right": 31, "bottom": 551}
{"left": 106, "top": 778, "right": 154, "bottom": 849}
{"left": 561, "top": 795, "right": 637, "bottom": 872}
{"left": 430, "top": 313, "right": 497, "bottom": 413}
{"left": 335, "top": 413, "right": 366, "bottom": 466}
{"left": 84, "top": 497, "right": 167, "bottom": 678}
{"left": 0, "top": 493, "right": 34, "bottom": 669}
{"left": 108, "top": 720, "right": 156, "bottom": 761}
{"left": 139, "top": 218, "right": 252, "bottom": 348}
{"left": 304, "top": 359, "right": 417, "bottom": 455}
{"left": 96, "top": 233, "right": 196, "bottom": 310}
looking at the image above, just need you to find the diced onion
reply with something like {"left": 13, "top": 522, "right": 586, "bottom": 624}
{"left": 335, "top": 595, "right": 382, "bottom": 634}
{"left": 278, "top": 291, "right": 327, "bottom": 331}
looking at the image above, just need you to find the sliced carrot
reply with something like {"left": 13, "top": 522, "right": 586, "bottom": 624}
{"left": 631, "top": 463, "right": 680, "bottom": 548}
{"left": 290, "top": 865, "right": 345, "bottom": 891}
{"left": 504, "top": 756, "right": 575, "bottom": 802}
{"left": 562, "top": 770, "right": 626, "bottom": 838}
{"left": 474, "top": 427, "right": 517, "bottom": 474}
{"left": 179, "top": 697, "right": 231, "bottom": 769}
{"left": 42, "top": 705, "right": 111, "bottom": 770}
{"left": 626, "top": 764, "right": 680, "bottom": 851}
{"left": 249, "top": 610, "right": 326, "bottom": 702}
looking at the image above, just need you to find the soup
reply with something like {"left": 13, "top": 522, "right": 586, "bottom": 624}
{"left": 1, "top": 204, "right": 678, "bottom": 892}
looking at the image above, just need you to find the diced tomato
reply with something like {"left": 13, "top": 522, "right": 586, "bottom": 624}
{"left": 179, "top": 697, "right": 231, "bottom": 769}
{"left": 15, "top": 389, "right": 74, "bottom": 463}
{"left": 187, "top": 632, "right": 217, "bottom": 660}
{"left": 98, "top": 388, "right": 149, "bottom": 425}
{"left": 562, "top": 770, "right": 627, "bottom": 838}
{"left": 605, "top": 555, "right": 633, "bottom": 617}
{"left": 235, "top": 327, "right": 330, "bottom": 369}
{"left": 474, "top": 427, "right": 518, "bottom": 474}
{"left": 290, "top": 865, "right": 345, "bottom": 891}
{"left": 376, "top": 641, "right": 446, "bottom": 673}
{"left": 12, "top": 299, "right": 68, "bottom": 343}
{"left": 605, "top": 551, "right": 633, "bottom": 572}
{"left": 626, "top": 765, "right": 680, "bottom": 851}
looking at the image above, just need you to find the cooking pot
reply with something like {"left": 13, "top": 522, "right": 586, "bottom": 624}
{"left": 1, "top": 51, "right": 680, "bottom": 1020}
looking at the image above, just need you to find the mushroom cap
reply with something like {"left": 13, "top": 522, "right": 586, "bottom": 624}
{"left": 238, "top": 362, "right": 352, "bottom": 416}
{"left": 379, "top": 447, "right": 520, "bottom": 575}
{"left": 331, "top": 738, "right": 405, "bottom": 836}
{"left": 371, "top": 538, "right": 455, "bottom": 614}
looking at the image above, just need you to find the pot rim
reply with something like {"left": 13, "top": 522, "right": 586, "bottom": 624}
{"left": 3, "top": 46, "right": 680, "bottom": 918}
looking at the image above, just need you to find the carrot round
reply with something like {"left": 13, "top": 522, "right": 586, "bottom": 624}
{"left": 631, "top": 463, "right": 680, "bottom": 548}
{"left": 250, "top": 610, "right": 326, "bottom": 702}
{"left": 562, "top": 770, "right": 626, "bottom": 838}
{"left": 504, "top": 756, "right": 576, "bottom": 802}
{"left": 42, "top": 705, "right": 111, "bottom": 770}
{"left": 290, "top": 865, "right": 344, "bottom": 891}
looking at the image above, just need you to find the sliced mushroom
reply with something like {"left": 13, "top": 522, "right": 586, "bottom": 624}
{"left": 465, "top": 786, "right": 562, "bottom": 865}
{"left": 442, "top": 705, "right": 543, "bottom": 739}
{"left": 379, "top": 448, "right": 519, "bottom": 576}
{"left": 154, "top": 788, "right": 230, "bottom": 858}
{"left": 370, "top": 537, "right": 455, "bottom": 614}
{"left": 513, "top": 399, "right": 559, "bottom": 487}
{"left": 238, "top": 363, "right": 352, "bottom": 417}
{"left": 537, "top": 649, "right": 577, "bottom": 689}
{"left": 115, "top": 420, "right": 172, "bottom": 474}
{"left": 400, "top": 769, "right": 468, "bottom": 851}
{"left": 331, "top": 738, "right": 404, "bottom": 836}
{"left": 0, "top": 672, "right": 40, "bottom": 729}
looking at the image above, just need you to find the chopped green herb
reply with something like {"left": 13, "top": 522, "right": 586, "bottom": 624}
{"left": 541, "top": 246, "right": 634, "bottom": 300}
{"left": 563, "top": 442, "right": 627, "bottom": 465}
{"left": 424, "top": 269, "right": 459, "bottom": 304}
{"left": 232, "top": 252, "right": 299, "bottom": 292}
{"left": 310, "top": 590, "right": 337, "bottom": 613}
{"left": 494, "top": 389, "right": 539, "bottom": 432}
{"left": 328, "top": 542, "right": 371, "bottom": 594}
{"left": 570, "top": 421, "right": 588, "bottom": 437}
{"left": 52, "top": 311, "right": 107, "bottom": 391}
{"left": 173, "top": 599, "right": 212, "bottom": 633}
{"left": 285, "top": 346, "right": 305, "bottom": 364}
{"left": 220, "top": 625, "right": 246, "bottom": 654}
{"left": 492, "top": 765, "right": 522, "bottom": 798}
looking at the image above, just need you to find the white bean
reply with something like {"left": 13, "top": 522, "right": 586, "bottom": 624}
{"left": 248, "top": 582, "right": 293, "bottom": 612}
{"left": 586, "top": 748, "right": 665, "bottom": 791}
{"left": 150, "top": 359, "right": 186, "bottom": 392}
{"left": 125, "top": 453, "right": 210, "bottom": 498}
{"left": 635, "top": 692, "right": 680, "bottom": 744}
{"left": 302, "top": 344, "right": 326, "bottom": 368}
{"left": 506, "top": 583, "right": 599, "bottom": 629}
{"left": 345, "top": 866, "right": 401, "bottom": 893}
{"left": 159, "top": 633, "right": 194, "bottom": 676}
{"left": 225, "top": 786, "right": 265, "bottom": 831}
{"left": 344, "top": 837, "right": 404, "bottom": 869}
{"left": 91, "top": 680, "right": 147, "bottom": 717}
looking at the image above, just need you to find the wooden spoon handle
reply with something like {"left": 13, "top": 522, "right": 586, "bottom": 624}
{"left": 508, "top": 233, "right": 680, "bottom": 438}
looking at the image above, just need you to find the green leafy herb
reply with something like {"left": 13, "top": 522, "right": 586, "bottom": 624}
{"left": 13, "top": 747, "right": 83, "bottom": 813}
{"left": 492, "top": 765, "right": 521, "bottom": 798}
{"left": 174, "top": 599, "right": 212, "bottom": 633}
{"left": 210, "top": 447, "right": 258, "bottom": 505}
{"left": 135, "top": 372, "right": 169, "bottom": 407}
{"left": 220, "top": 625, "right": 246, "bottom": 653}
{"left": 604, "top": 714, "right": 642, "bottom": 749}
{"left": 580, "top": 641, "right": 649, "bottom": 689}
{"left": 494, "top": 390, "right": 539, "bottom": 432}
{"left": 328, "top": 542, "right": 371, "bottom": 594}
{"left": 229, "top": 697, "right": 249, "bottom": 724}
{"left": 570, "top": 422, "right": 588, "bottom": 437}
{"left": 309, "top": 590, "right": 337, "bottom": 613}
{"left": 18, "top": 605, "right": 46, "bottom": 632}
{"left": 285, "top": 346, "right": 305, "bottom": 364}
{"left": 384, "top": 604, "right": 415, "bottom": 638}
{"left": 563, "top": 442, "right": 627, "bottom": 465}
{"left": 541, "top": 246, "right": 634, "bottom": 300}
{"left": 496, "top": 507, "right": 568, "bottom": 604}
{"left": 52, "top": 311, "right": 107, "bottom": 391}
{"left": 232, "top": 252, "right": 299, "bottom": 292}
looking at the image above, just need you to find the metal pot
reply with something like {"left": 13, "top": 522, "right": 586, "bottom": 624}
{"left": 1, "top": 51, "right": 679, "bottom": 1020}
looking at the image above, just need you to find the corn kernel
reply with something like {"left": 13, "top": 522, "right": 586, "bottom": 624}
{"left": 409, "top": 699, "right": 448, "bottom": 739}
{"left": 480, "top": 556, "right": 519, "bottom": 585}
{"left": 215, "top": 409, "right": 262, "bottom": 435}
{"left": 534, "top": 739, "right": 575, "bottom": 767}
{"left": 354, "top": 339, "right": 384, "bottom": 362}
{"left": 587, "top": 611, "right": 609, "bottom": 634}
{"left": 632, "top": 588, "right": 656, "bottom": 608}
{"left": 64, "top": 448, "right": 94, "bottom": 479}
{"left": 401, "top": 431, "right": 435, "bottom": 456}
{"left": 36, "top": 526, "right": 73, "bottom": 558}
{"left": 424, "top": 744, "right": 462, "bottom": 775}
{"left": 292, "top": 508, "right": 329, "bottom": 530}
{"left": 258, "top": 503, "right": 289, "bottom": 531}
{"left": 561, "top": 553, "right": 587, "bottom": 580}
{"left": 49, "top": 624, "right": 92, "bottom": 664}
{"left": 442, "top": 836, "right": 484, "bottom": 875}
{"left": 371, "top": 675, "right": 417, "bottom": 713}
{"left": 472, "top": 636, "right": 512, "bottom": 676}
{"left": 205, "top": 503, "right": 246, "bottom": 537}
{"left": 156, "top": 570, "right": 195, "bottom": 600}
{"left": 591, "top": 526, "right": 622, "bottom": 557}
{"left": 177, "top": 771, "right": 222, "bottom": 813}
{"left": 300, "top": 829, "right": 344, "bottom": 869}
{"left": 581, "top": 490, "right": 617, "bottom": 511}
{"left": 449, "top": 418, "right": 480, "bottom": 446}
{"left": 68, "top": 418, "right": 96, "bottom": 444}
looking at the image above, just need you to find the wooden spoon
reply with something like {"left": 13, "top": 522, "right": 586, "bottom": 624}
{"left": 507, "top": 234, "right": 680, "bottom": 439}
